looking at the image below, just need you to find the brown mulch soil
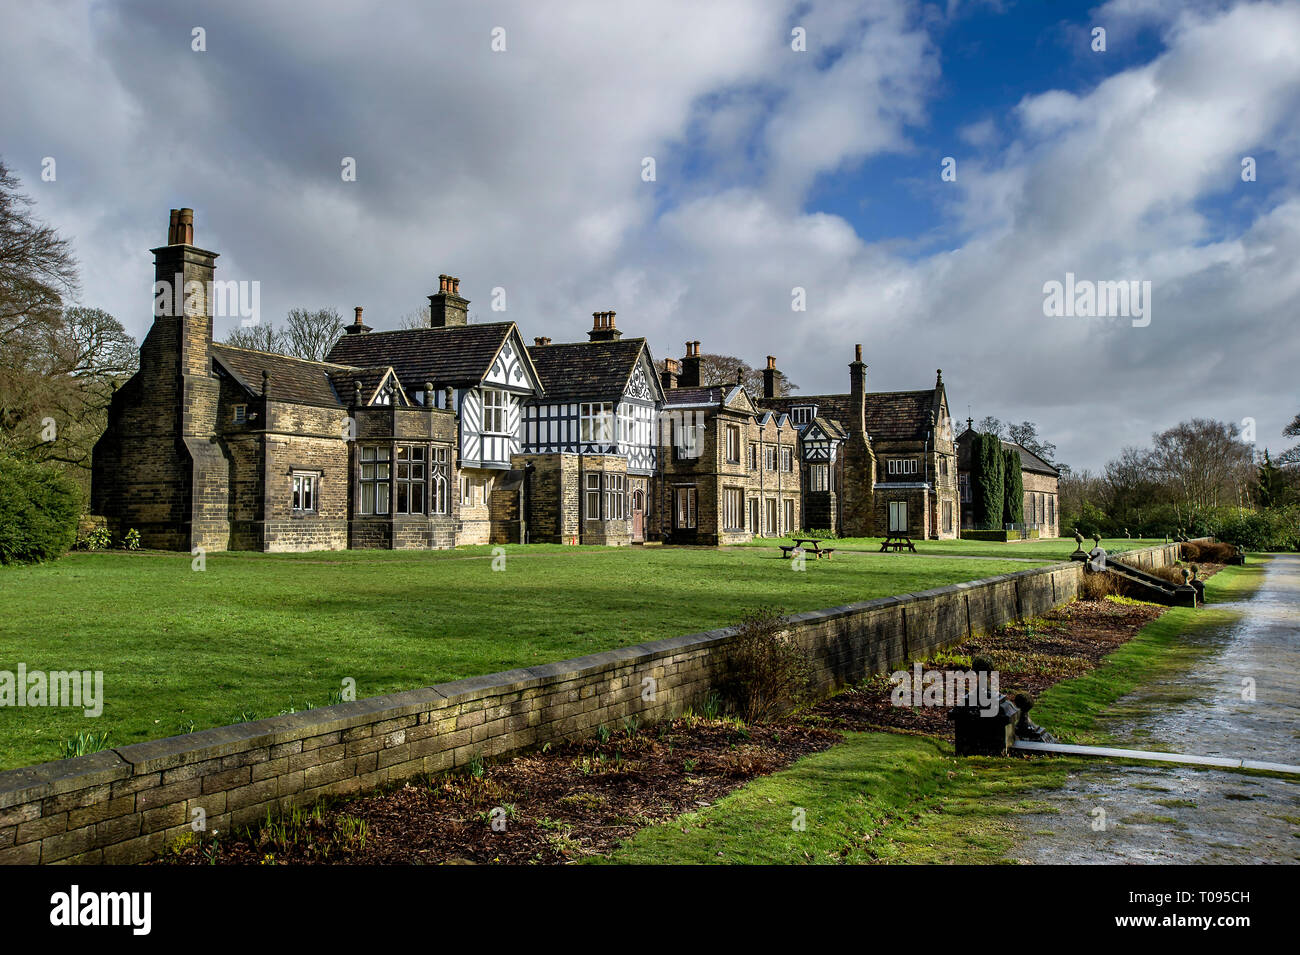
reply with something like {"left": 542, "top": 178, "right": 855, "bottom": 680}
{"left": 162, "top": 585, "right": 1207, "bottom": 865}
{"left": 161, "top": 721, "right": 840, "bottom": 865}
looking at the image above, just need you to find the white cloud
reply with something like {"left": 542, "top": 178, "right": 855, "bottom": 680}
{"left": 2, "top": 0, "right": 1298, "bottom": 469}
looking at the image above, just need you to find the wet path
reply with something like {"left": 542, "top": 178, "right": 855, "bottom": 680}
{"left": 1011, "top": 554, "right": 1300, "bottom": 864}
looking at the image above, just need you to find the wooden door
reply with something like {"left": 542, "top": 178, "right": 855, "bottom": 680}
{"left": 631, "top": 488, "right": 644, "bottom": 542}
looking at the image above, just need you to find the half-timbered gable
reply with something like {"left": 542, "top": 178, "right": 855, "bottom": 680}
{"left": 515, "top": 314, "right": 665, "bottom": 545}
{"left": 326, "top": 321, "right": 543, "bottom": 471}
{"left": 522, "top": 335, "right": 662, "bottom": 474}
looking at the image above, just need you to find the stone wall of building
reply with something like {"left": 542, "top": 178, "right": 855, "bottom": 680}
{"left": 1022, "top": 471, "right": 1060, "bottom": 538}
{"left": 0, "top": 541, "right": 1194, "bottom": 866}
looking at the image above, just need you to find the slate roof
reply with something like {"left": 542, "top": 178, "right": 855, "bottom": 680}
{"left": 325, "top": 323, "right": 527, "bottom": 390}
{"left": 807, "top": 415, "right": 847, "bottom": 440}
{"left": 663, "top": 385, "right": 728, "bottom": 407}
{"left": 526, "top": 338, "right": 651, "bottom": 403}
{"left": 211, "top": 344, "right": 355, "bottom": 407}
{"left": 758, "top": 389, "right": 940, "bottom": 441}
{"left": 954, "top": 428, "right": 1060, "bottom": 477}
{"left": 325, "top": 366, "right": 408, "bottom": 407}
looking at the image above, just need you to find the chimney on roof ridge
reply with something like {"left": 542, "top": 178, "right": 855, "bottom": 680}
{"left": 345, "top": 305, "right": 372, "bottom": 335}
{"left": 849, "top": 343, "right": 867, "bottom": 437}
{"left": 661, "top": 357, "right": 680, "bottom": 391}
{"left": 588, "top": 310, "right": 622, "bottom": 342}
{"left": 763, "top": 355, "right": 778, "bottom": 399}
{"left": 534, "top": 336, "right": 551, "bottom": 347}
{"left": 679, "top": 341, "right": 702, "bottom": 388}
{"left": 429, "top": 273, "right": 469, "bottom": 328}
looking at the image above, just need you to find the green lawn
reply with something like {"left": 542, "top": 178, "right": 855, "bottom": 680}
{"left": 737, "top": 535, "right": 1168, "bottom": 561}
{"left": 602, "top": 560, "right": 1268, "bottom": 864}
{"left": 594, "top": 732, "right": 1075, "bottom": 864}
{"left": 0, "top": 544, "right": 1045, "bottom": 770}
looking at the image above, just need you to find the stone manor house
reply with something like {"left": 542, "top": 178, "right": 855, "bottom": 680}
{"left": 93, "top": 209, "right": 1052, "bottom": 552}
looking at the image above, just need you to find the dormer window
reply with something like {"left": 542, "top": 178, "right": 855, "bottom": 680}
{"left": 791, "top": 405, "right": 816, "bottom": 426}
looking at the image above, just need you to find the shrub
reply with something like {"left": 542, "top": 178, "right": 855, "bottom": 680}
{"left": 719, "top": 606, "right": 813, "bottom": 723}
{"left": 1003, "top": 447, "right": 1024, "bottom": 525}
{"left": 75, "top": 526, "right": 111, "bottom": 550}
{"left": 1078, "top": 572, "right": 1121, "bottom": 600}
{"left": 122, "top": 528, "right": 141, "bottom": 550}
{"left": 1149, "top": 565, "right": 1188, "bottom": 586}
{"left": 1199, "top": 506, "right": 1300, "bottom": 552}
{"left": 0, "top": 453, "right": 82, "bottom": 565}
{"left": 972, "top": 433, "right": 1005, "bottom": 529}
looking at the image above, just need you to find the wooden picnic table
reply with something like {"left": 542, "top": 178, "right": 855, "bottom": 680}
{"left": 780, "top": 538, "right": 836, "bottom": 560}
{"left": 879, "top": 533, "right": 916, "bottom": 553}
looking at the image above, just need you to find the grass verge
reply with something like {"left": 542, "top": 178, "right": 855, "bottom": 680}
{"left": 601, "top": 560, "right": 1269, "bottom": 864}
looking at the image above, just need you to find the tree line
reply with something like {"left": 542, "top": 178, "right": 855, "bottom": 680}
{"left": 1059, "top": 417, "right": 1299, "bottom": 550}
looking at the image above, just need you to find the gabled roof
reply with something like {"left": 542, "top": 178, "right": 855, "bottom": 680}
{"left": 325, "top": 322, "right": 540, "bottom": 392}
{"left": 526, "top": 338, "right": 661, "bottom": 403}
{"left": 754, "top": 410, "right": 793, "bottom": 428}
{"left": 759, "top": 389, "right": 940, "bottom": 441}
{"left": 804, "top": 416, "right": 847, "bottom": 441}
{"left": 325, "top": 366, "right": 410, "bottom": 407}
{"left": 211, "top": 344, "right": 355, "bottom": 408}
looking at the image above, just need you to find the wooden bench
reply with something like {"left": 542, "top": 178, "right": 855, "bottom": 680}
{"left": 779, "top": 545, "right": 801, "bottom": 559}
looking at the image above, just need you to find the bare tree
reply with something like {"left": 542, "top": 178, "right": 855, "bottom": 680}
{"left": 1279, "top": 412, "right": 1300, "bottom": 467}
{"left": 0, "top": 159, "right": 79, "bottom": 345}
{"left": 0, "top": 159, "right": 82, "bottom": 452}
{"left": 283, "top": 307, "right": 344, "bottom": 361}
{"left": 1006, "top": 420, "right": 1061, "bottom": 469}
{"left": 655, "top": 353, "right": 798, "bottom": 396}
{"left": 398, "top": 305, "right": 431, "bottom": 330}
{"left": 224, "top": 322, "right": 287, "bottom": 354}
{"left": 1148, "top": 418, "right": 1254, "bottom": 522}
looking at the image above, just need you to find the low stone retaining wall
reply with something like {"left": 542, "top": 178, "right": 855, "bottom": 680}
{"left": 0, "top": 541, "right": 1191, "bottom": 865}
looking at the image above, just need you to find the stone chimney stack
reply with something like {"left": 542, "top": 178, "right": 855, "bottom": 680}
{"left": 660, "top": 358, "right": 680, "bottom": 391}
{"left": 762, "top": 356, "right": 778, "bottom": 399}
{"left": 150, "top": 207, "right": 217, "bottom": 379}
{"left": 533, "top": 336, "right": 551, "bottom": 347}
{"left": 679, "top": 341, "right": 702, "bottom": 388}
{"left": 345, "top": 305, "right": 372, "bottom": 335}
{"left": 588, "top": 310, "right": 623, "bottom": 342}
{"left": 848, "top": 343, "right": 867, "bottom": 437}
{"left": 428, "top": 273, "right": 469, "bottom": 328}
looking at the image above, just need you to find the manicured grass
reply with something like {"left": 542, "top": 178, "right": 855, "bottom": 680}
{"left": 602, "top": 560, "right": 1268, "bottom": 864}
{"left": 0, "top": 544, "right": 1044, "bottom": 770}
{"left": 737, "top": 535, "right": 1168, "bottom": 561}
{"left": 597, "top": 732, "right": 1074, "bottom": 864}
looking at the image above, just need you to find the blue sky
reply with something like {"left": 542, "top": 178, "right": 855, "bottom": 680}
{"left": 2, "top": 0, "right": 1299, "bottom": 470}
